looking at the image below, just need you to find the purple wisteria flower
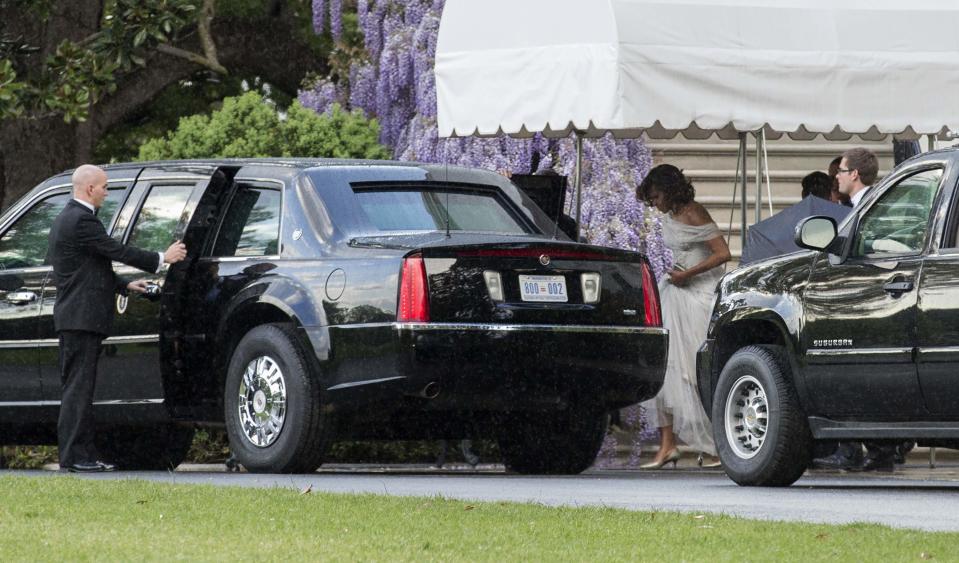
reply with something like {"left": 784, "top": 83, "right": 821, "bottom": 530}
{"left": 312, "top": 0, "right": 325, "bottom": 34}
{"left": 297, "top": 79, "right": 338, "bottom": 115}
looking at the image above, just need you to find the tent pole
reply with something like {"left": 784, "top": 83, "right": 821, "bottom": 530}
{"left": 739, "top": 132, "right": 748, "bottom": 247}
{"left": 754, "top": 131, "right": 763, "bottom": 224}
{"left": 762, "top": 129, "right": 773, "bottom": 216}
{"left": 575, "top": 132, "right": 583, "bottom": 240}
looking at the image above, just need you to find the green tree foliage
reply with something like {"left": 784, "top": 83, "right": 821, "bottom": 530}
{"left": 137, "top": 91, "right": 389, "bottom": 160}
{"left": 1, "top": 0, "right": 199, "bottom": 123}
{"left": 0, "top": 59, "right": 25, "bottom": 117}
{"left": 93, "top": 72, "right": 275, "bottom": 163}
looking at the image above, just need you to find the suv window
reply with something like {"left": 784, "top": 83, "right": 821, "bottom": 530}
{"left": 0, "top": 188, "right": 125, "bottom": 270}
{"left": 852, "top": 169, "right": 942, "bottom": 257}
{"left": 212, "top": 185, "right": 281, "bottom": 257}
{"left": 127, "top": 185, "right": 194, "bottom": 251}
{"left": 352, "top": 186, "right": 530, "bottom": 234}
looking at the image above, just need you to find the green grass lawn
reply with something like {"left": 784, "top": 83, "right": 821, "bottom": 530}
{"left": 0, "top": 475, "right": 955, "bottom": 561}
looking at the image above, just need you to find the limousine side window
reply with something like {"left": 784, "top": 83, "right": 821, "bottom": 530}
{"left": 212, "top": 185, "right": 281, "bottom": 257}
{"left": 0, "top": 188, "right": 125, "bottom": 270}
{"left": 126, "top": 185, "right": 195, "bottom": 251}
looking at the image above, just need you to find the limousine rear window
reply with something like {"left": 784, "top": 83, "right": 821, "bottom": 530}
{"left": 350, "top": 183, "right": 532, "bottom": 234}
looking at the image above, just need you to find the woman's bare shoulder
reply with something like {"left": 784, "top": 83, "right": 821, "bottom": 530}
{"left": 681, "top": 201, "right": 714, "bottom": 226}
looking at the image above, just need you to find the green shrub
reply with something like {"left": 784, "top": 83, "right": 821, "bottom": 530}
{"left": 138, "top": 91, "right": 390, "bottom": 161}
{"left": 0, "top": 446, "right": 58, "bottom": 469}
{"left": 185, "top": 429, "right": 232, "bottom": 464}
{"left": 183, "top": 430, "right": 500, "bottom": 466}
{"left": 0, "top": 434, "right": 500, "bottom": 469}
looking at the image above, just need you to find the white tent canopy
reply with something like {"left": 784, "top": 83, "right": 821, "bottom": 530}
{"left": 435, "top": 0, "right": 959, "bottom": 141}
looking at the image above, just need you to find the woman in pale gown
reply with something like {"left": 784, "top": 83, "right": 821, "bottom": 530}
{"left": 638, "top": 164, "right": 731, "bottom": 469}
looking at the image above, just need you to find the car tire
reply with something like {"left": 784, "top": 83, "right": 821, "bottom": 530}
{"left": 712, "top": 344, "right": 812, "bottom": 487}
{"left": 224, "top": 323, "right": 330, "bottom": 474}
{"left": 95, "top": 425, "right": 195, "bottom": 470}
{"left": 497, "top": 404, "right": 609, "bottom": 475}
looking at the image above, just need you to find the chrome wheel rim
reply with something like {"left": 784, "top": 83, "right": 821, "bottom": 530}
{"left": 237, "top": 356, "right": 287, "bottom": 447}
{"left": 724, "top": 375, "right": 768, "bottom": 459}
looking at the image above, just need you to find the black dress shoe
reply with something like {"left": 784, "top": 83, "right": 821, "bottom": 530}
{"left": 811, "top": 451, "right": 863, "bottom": 470}
{"left": 62, "top": 460, "right": 117, "bottom": 473}
{"left": 857, "top": 455, "right": 894, "bottom": 473}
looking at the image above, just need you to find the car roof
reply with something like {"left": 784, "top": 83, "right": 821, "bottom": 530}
{"left": 73, "top": 158, "right": 501, "bottom": 180}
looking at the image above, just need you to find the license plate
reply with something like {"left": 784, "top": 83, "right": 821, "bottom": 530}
{"left": 519, "top": 275, "right": 568, "bottom": 302}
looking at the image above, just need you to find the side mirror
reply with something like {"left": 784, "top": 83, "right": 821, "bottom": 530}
{"left": 795, "top": 216, "right": 837, "bottom": 251}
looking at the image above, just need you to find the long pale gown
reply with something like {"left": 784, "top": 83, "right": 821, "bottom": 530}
{"left": 644, "top": 214, "right": 725, "bottom": 456}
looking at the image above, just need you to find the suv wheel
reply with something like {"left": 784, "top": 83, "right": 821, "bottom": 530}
{"left": 713, "top": 345, "right": 812, "bottom": 486}
{"left": 224, "top": 323, "right": 330, "bottom": 473}
{"left": 95, "top": 425, "right": 195, "bottom": 470}
{"left": 497, "top": 404, "right": 608, "bottom": 474}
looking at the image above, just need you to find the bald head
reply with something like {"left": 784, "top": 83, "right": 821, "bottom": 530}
{"left": 72, "top": 164, "right": 109, "bottom": 208}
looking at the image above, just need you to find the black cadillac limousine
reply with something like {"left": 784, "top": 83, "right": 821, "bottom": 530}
{"left": 0, "top": 159, "right": 667, "bottom": 474}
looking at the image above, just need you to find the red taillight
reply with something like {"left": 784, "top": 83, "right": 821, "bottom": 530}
{"left": 641, "top": 261, "right": 662, "bottom": 327}
{"left": 398, "top": 254, "right": 430, "bottom": 322}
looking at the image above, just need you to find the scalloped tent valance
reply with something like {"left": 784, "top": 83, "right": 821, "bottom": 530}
{"left": 435, "top": 0, "right": 959, "bottom": 141}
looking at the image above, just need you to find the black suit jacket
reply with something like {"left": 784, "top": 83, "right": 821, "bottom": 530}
{"left": 47, "top": 200, "right": 161, "bottom": 335}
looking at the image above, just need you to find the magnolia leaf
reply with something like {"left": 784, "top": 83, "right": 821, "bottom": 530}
{"left": 133, "top": 28, "right": 148, "bottom": 47}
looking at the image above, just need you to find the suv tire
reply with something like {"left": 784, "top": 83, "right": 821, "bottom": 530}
{"left": 224, "top": 323, "right": 330, "bottom": 473}
{"left": 96, "top": 425, "right": 195, "bottom": 470}
{"left": 497, "top": 404, "right": 608, "bottom": 474}
{"left": 712, "top": 345, "right": 812, "bottom": 487}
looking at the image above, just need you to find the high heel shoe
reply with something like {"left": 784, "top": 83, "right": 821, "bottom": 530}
{"left": 640, "top": 449, "right": 680, "bottom": 469}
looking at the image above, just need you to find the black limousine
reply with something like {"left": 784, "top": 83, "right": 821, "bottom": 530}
{"left": 0, "top": 159, "right": 667, "bottom": 474}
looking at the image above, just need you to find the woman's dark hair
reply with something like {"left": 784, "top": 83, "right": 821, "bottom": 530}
{"left": 637, "top": 164, "right": 695, "bottom": 213}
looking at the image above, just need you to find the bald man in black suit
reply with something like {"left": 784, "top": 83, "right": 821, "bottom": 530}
{"left": 47, "top": 164, "right": 187, "bottom": 472}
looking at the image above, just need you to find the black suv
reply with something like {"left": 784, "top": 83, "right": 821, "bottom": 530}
{"left": 698, "top": 147, "right": 959, "bottom": 486}
{"left": 0, "top": 159, "right": 667, "bottom": 474}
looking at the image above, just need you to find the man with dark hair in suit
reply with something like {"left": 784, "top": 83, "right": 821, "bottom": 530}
{"left": 47, "top": 164, "right": 187, "bottom": 472}
{"left": 837, "top": 147, "right": 879, "bottom": 207}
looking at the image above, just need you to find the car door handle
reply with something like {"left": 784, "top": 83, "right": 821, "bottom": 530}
{"left": 883, "top": 280, "right": 914, "bottom": 293}
{"left": 5, "top": 291, "right": 37, "bottom": 305}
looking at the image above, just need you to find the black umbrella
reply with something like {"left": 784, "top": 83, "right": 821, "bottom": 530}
{"left": 740, "top": 196, "right": 851, "bottom": 265}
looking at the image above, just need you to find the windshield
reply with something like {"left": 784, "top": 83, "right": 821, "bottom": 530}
{"left": 351, "top": 185, "right": 532, "bottom": 234}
